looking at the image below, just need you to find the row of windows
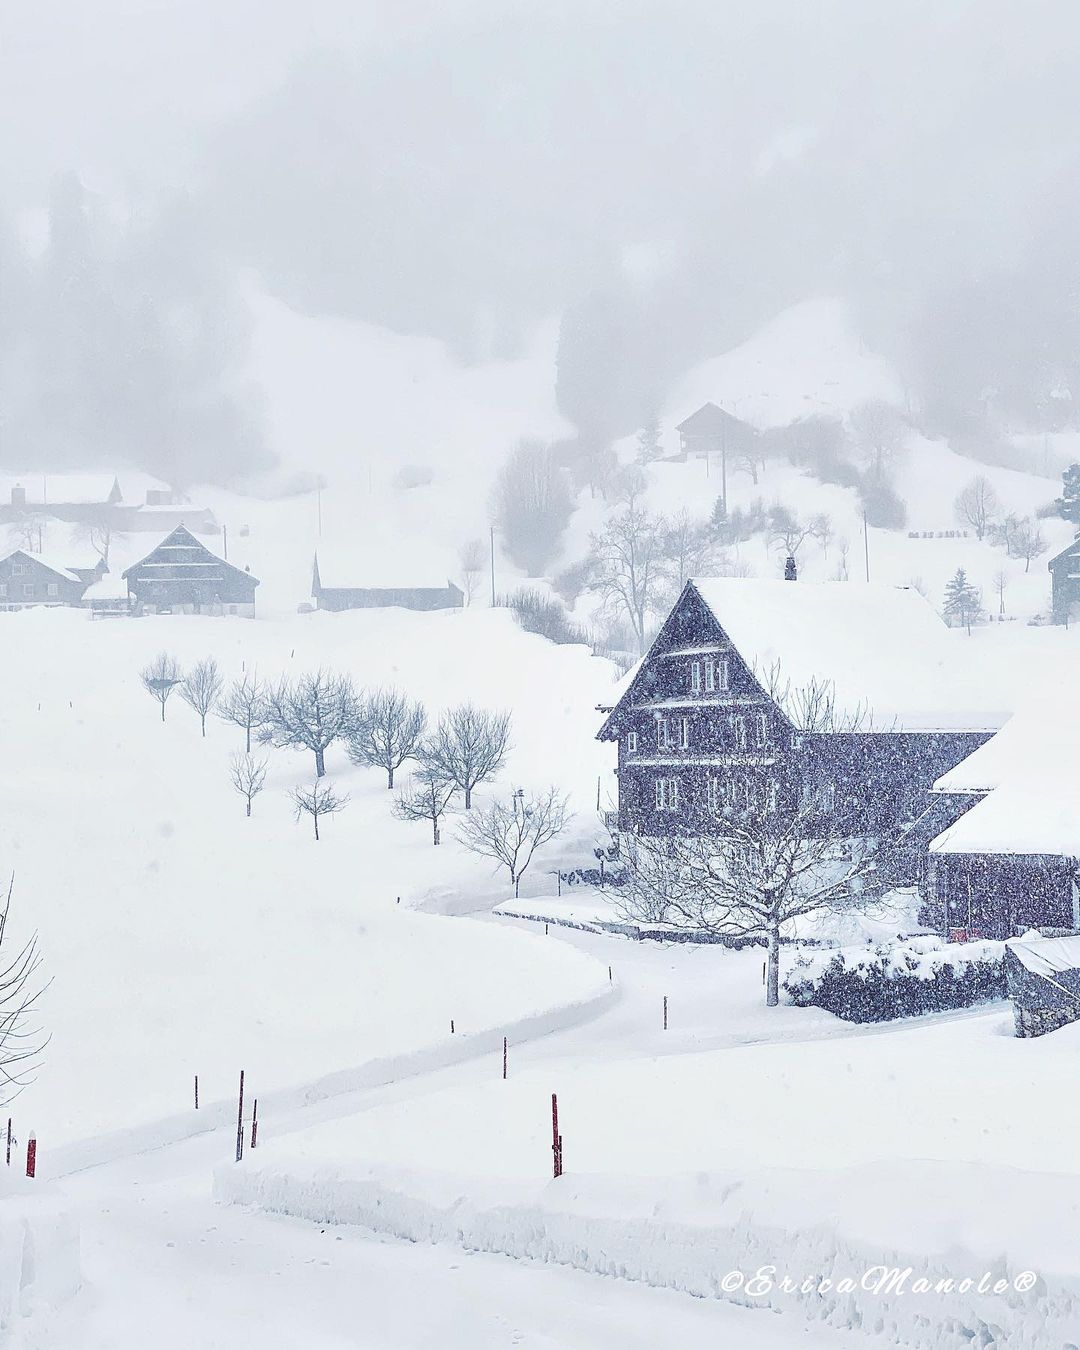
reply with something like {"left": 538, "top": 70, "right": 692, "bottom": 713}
{"left": 689, "top": 657, "right": 730, "bottom": 694}
{"left": 628, "top": 711, "right": 770, "bottom": 754}
{"left": 654, "top": 774, "right": 779, "bottom": 814}
{"left": 0, "top": 582, "right": 59, "bottom": 599}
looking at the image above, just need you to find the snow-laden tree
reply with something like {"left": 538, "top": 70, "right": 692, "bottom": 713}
{"left": 420, "top": 704, "right": 511, "bottom": 809}
{"left": 458, "top": 539, "right": 487, "bottom": 606}
{"left": 1011, "top": 516, "right": 1046, "bottom": 572}
{"left": 140, "top": 651, "right": 182, "bottom": 722}
{"left": 0, "top": 877, "right": 49, "bottom": 1106}
{"left": 457, "top": 786, "right": 571, "bottom": 895}
{"left": 662, "top": 510, "right": 715, "bottom": 594}
{"left": 291, "top": 779, "right": 349, "bottom": 841}
{"left": 1056, "top": 462, "right": 1080, "bottom": 525}
{"left": 347, "top": 688, "right": 427, "bottom": 789}
{"left": 954, "top": 475, "right": 1000, "bottom": 540}
{"left": 261, "top": 671, "right": 360, "bottom": 777}
{"left": 180, "top": 657, "right": 224, "bottom": 737}
{"left": 849, "top": 399, "right": 907, "bottom": 475}
{"left": 394, "top": 766, "right": 457, "bottom": 845}
{"left": 218, "top": 672, "right": 269, "bottom": 752}
{"left": 943, "top": 568, "right": 982, "bottom": 634}
{"left": 607, "top": 779, "right": 890, "bottom": 1007}
{"left": 229, "top": 751, "right": 268, "bottom": 817}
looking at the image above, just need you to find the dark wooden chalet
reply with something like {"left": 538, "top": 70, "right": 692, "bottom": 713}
{"left": 0, "top": 550, "right": 90, "bottom": 610}
{"left": 597, "top": 577, "right": 1001, "bottom": 887}
{"left": 674, "top": 403, "right": 757, "bottom": 462}
{"left": 1048, "top": 535, "right": 1080, "bottom": 622}
{"left": 123, "top": 525, "right": 259, "bottom": 616}
{"left": 311, "top": 553, "right": 463, "bottom": 612}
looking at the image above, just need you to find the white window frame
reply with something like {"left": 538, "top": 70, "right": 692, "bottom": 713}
{"left": 47, "top": 582, "right": 59, "bottom": 598}
{"left": 22, "top": 584, "right": 33, "bottom": 599}
{"left": 11, "top": 563, "right": 26, "bottom": 577}
{"left": 706, "top": 776, "right": 721, "bottom": 814}
{"left": 655, "top": 778, "right": 665, "bottom": 810}
{"left": 690, "top": 661, "right": 702, "bottom": 694}
{"left": 627, "top": 730, "right": 638, "bottom": 754}
{"left": 717, "top": 657, "right": 730, "bottom": 692}
{"left": 657, "top": 717, "right": 671, "bottom": 751}
{"left": 655, "top": 777, "right": 680, "bottom": 812}
{"left": 729, "top": 713, "right": 747, "bottom": 750}
{"left": 765, "top": 779, "right": 778, "bottom": 813}
{"left": 755, "top": 711, "right": 768, "bottom": 748}
{"left": 704, "top": 659, "right": 715, "bottom": 692}
{"left": 0, "top": 584, "right": 7, "bottom": 598}
{"left": 679, "top": 716, "right": 690, "bottom": 750}
{"left": 820, "top": 782, "right": 836, "bottom": 814}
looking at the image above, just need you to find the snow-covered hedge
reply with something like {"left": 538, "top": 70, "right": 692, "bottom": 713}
{"left": 0, "top": 1182, "right": 82, "bottom": 1331}
{"left": 783, "top": 936, "right": 1006, "bottom": 1022}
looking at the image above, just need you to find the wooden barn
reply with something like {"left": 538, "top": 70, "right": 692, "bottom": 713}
{"left": 928, "top": 696, "right": 1080, "bottom": 939}
{"left": 1048, "top": 534, "right": 1080, "bottom": 622}
{"left": 596, "top": 577, "right": 1006, "bottom": 887}
{"left": 674, "top": 403, "right": 757, "bottom": 463}
{"left": 311, "top": 551, "right": 463, "bottom": 613}
{"left": 123, "top": 526, "right": 259, "bottom": 616}
{"left": 0, "top": 550, "right": 92, "bottom": 610}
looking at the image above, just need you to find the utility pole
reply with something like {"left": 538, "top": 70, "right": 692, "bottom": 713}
{"left": 862, "top": 510, "right": 870, "bottom": 582}
{"left": 222, "top": 524, "right": 229, "bottom": 561}
{"left": 316, "top": 482, "right": 323, "bottom": 537}
{"left": 489, "top": 525, "right": 496, "bottom": 606}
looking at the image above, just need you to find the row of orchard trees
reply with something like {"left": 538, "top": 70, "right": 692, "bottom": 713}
{"left": 138, "top": 655, "right": 570, "bottom": 892}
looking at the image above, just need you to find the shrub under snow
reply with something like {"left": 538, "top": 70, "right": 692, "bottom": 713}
{"left": 783, "top": 936, "right": 1006, "bottom": 1022}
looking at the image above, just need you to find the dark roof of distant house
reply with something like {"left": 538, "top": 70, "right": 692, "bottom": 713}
{"left": 1048, "top": 534, "right": 1080, "bottom": 570}
{"left": 674, "top": 402, "right": 755, "bottom": 436}
{"left": 122, "top": 525, "right": 259, "bottom": 586}
{"left": 0, "top": 549, "right": 83, "bottom": 583}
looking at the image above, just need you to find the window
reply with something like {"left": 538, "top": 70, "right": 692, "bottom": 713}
{"left": 0, "top": 584, "right": 6, "bottom": 597}
{"left": 755, "top": 712, "right": 769, "bottom": 748}
{"left": 47, "top": 583, "right": 58, "bottom": 598}
{"left": 706, "top": 776, "right": 721, "bottom": 814}
{"left": 657, "top": 717, "right": 671, "bottom": 751}
{"left": 717, "top": 657, "right": 731, "bottom": 692}
{"left": 820, "top": 782, "right": 836, "bottom": 815}
{"left": 22, "top": 584, "right": 33, "bottom": 599}
{"left": 765, "top": 779, "right": 779, "bottom": 813}
{"left": 11, "top": 563, "right": 26, "bottom": 577}
{"left": 729, "top": 714, "right": 747, "bottom": 750}
{"left": 627, "top": 730, "right": 638, "bottom": 754}
{"left": 704, "top": 660, "right": 715, "bottom": 692}
{"left": 690, "top": 661, "right": 702, "bottom": 694}
{"left": 654, "top": 777, "right": 680, "bottom": 811}
{"left": 679, "top": 717, "right": 690, "bottom": 750}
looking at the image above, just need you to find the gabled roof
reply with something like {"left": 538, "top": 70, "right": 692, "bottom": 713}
{"left": 0, "top": 549, "right": 83, "bottom": 583}
{"left": 122, "top": 525, "right": 259, "bottom": 586}
{"left": 1048, "top": 534, "right": 1080, "bottom": 570}
{"left": 599, "top": 578, "right": 1011, "bottom": 738}
{"left": 674, "top": 402, "right": 755, "bottom": 436}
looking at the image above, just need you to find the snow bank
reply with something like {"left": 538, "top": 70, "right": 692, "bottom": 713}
{"left": 217, "top": 1159, "right": 1075, "bottom": 1349}
{"left": 0, "top": 1183, "right": 81, "bottom": 1332}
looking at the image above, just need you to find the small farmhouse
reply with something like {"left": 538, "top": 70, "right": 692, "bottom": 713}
{"left": 674, "top": 403, "right": 757, "bottom": 462}
{"left": 311, "top": 552, "right": 463, "bottom": 612}
{"left": 929, "top": 696, "right": 1080, "bottom": 939}
{"left": 123, "top": 525, "right": 259, "bottom": 616}
{"left": 0, "top": 474, "right": 216, "bottom": 533}
{"left": 597, "top": 577, "right": 1006, "bottom": 887}
{"left": 1048, "top": 535, "right": 1080, "bottom": 621}
{"left": 0, "top": 550, "right": 91, "bottom": 610}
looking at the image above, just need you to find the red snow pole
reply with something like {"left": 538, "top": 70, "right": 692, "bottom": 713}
{"left": 194, "top": 1074, "right": 199, "bottom": 1110}
{"left": 5, "top": 1117, "right": 10, "bottom": 1166}
{"left": 25, "top": 1133, "right": 36, "bottom": 1179}
{"left": 235, "top": 1070, "right": 245, "bottom": 1163}
{"left": 251, "top": 1099, "right": 258, "bottom": 1150}
{"left": 551, "top": 1094, "right": 563, "bottom": 1178}
{"left": 502, "top": 1036, "right": 508, "bottom": 1080}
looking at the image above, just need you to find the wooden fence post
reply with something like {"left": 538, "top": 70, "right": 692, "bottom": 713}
{"left": 235, "top": 1070, "right": 245, "bottom": 1163}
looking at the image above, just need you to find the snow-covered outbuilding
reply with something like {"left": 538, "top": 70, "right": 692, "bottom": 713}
{"left": 597, "top": 577, "right": 1004, "bottom": 889}
{"left": 311, "top": 545, "right": 463, "bottom": 613}
{"left": 123, "top": 525, "right": 259, "bottom": 616}
{"left": 929, "top": 692, "right": 1080, "bottom": 939}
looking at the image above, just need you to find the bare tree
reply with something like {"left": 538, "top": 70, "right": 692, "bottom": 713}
{"left": 394, "top": 765, "right": 458, "bottom": 845}
{"left": 180, "top": 657, "right": 224, "bottom": 737}
{"left": 589, "top": 505, "right": 671, "bottom": 654}
{"left": 767, "top": 517, "right": 810, "bottom": 558}
{"left": 457, "top": 786, "right": 571, "bottom": 896}
{"left": 663, "top": 510, "right": 716, "bottom": 593}
{"left": 140, "top": 651, "right": 182, "bottom": 722}
{"left": 0, "top": 877, "right": 50, "bottom": 1105}
{"left": 734, "top": 447, "right": 764, "bottom": 485}
{"left": 490, "top": 440, "right": 574, "bottom": 576}
{"left": 954, "top": 475, "right": 1000, "bottom": 540}
{"left": 261, "top": 671, "right": 360, "bottom": 777}
{"left": 992, "top": 568, "right": 1008, "bottom": 616}
{"left": 229, "top": 751, "right": 268, "bottom": 817}
{"left": 850, "top": 400, "right": 907, "bottom": 474}
{"left": 608, "top": 783, "right": 887, "bottom": 1007}
{"left": 7, "top": 512, "right": 46, "bottom": 555}
{"left": 635, "top": 417, "right": 663, "bottom": 464}
{"left": 420, "top": 704, "right": 511, "bottom": 809}
{"left": 218, "top": 672, "right": 269, "bottom": 752}
{"left": 74, "top": 513, "right": 123, "bottom": 567}
{"left": 809, "top": 512, "right": 834, "bottom": 558}
{"left": 458, "top": 539, "right": 487, "bottom": 605}
{"left": 291, "top": 780, "right": 349, "bottom": 841}
{"left": 1011, "top": 517, "right": 1046, "bottom": 572}
{"left": 347, "top": 688, "right": 427, "bottom": 789}
{"left": 834, "top": 536, "right": 851, "bottom": 581}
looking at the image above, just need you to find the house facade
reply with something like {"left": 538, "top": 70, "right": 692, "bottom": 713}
{"left": 0, "top": 476, "right": 217, "bottom": 533}
{"left": 0, "top": 551, "right": 90, "bottom": 610}
{"left": 123, "top": 526, "right": 259, "bottom": 616}
{"left": 1048, "top": 535, "right": 1080, "bottom": 621}
{"left": 597, "top": 579, "right": 998, "bottom": 886}
{"left": 674, "top": 403, "right": 757, "bottom": 463}
{"left": 311, "top": 554, "right": 463, "bottom": 612}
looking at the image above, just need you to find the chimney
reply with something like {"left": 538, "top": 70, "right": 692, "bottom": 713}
{"left": 11, "top": 485, "right": 25, "bottom": 508}
{"left": 784, "top": 554, "right": 797, "bottom": 581}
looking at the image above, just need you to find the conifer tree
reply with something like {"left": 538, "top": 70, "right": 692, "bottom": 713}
{"left": 943, "top": 568, "right": 981, "bottom": 635}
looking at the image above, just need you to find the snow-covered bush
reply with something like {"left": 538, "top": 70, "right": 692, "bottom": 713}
{"left": 783, "top": 936, "right": 1006, "bottom": 1022}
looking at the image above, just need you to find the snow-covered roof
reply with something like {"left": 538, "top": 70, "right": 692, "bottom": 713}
{"left": 0, "top": 473, "right": 120, "bottom": 505}
{"left": 314, "top": 535, "right": 459, "bottom": 591}
{"left": 931, "top": 687, "right": 1080, "bottom": 858}
{"left": 82, "top": 573, "right": 129, "bottom": 601}
{"left": 0, "top": 549, "right": 83, "bottom": 582}
{"left": 689, "top": 578, "right": 1009, "bottom": 733}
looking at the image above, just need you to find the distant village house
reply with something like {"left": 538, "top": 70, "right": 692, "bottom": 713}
{"left": 1048, "top": 535, "right": 1080, "bottom": 622}
{"left": 311, "top": 552, "right": 463, "bottom": 612}
{"left": 123, "top": 525, "right": 259, "bottom": 616}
